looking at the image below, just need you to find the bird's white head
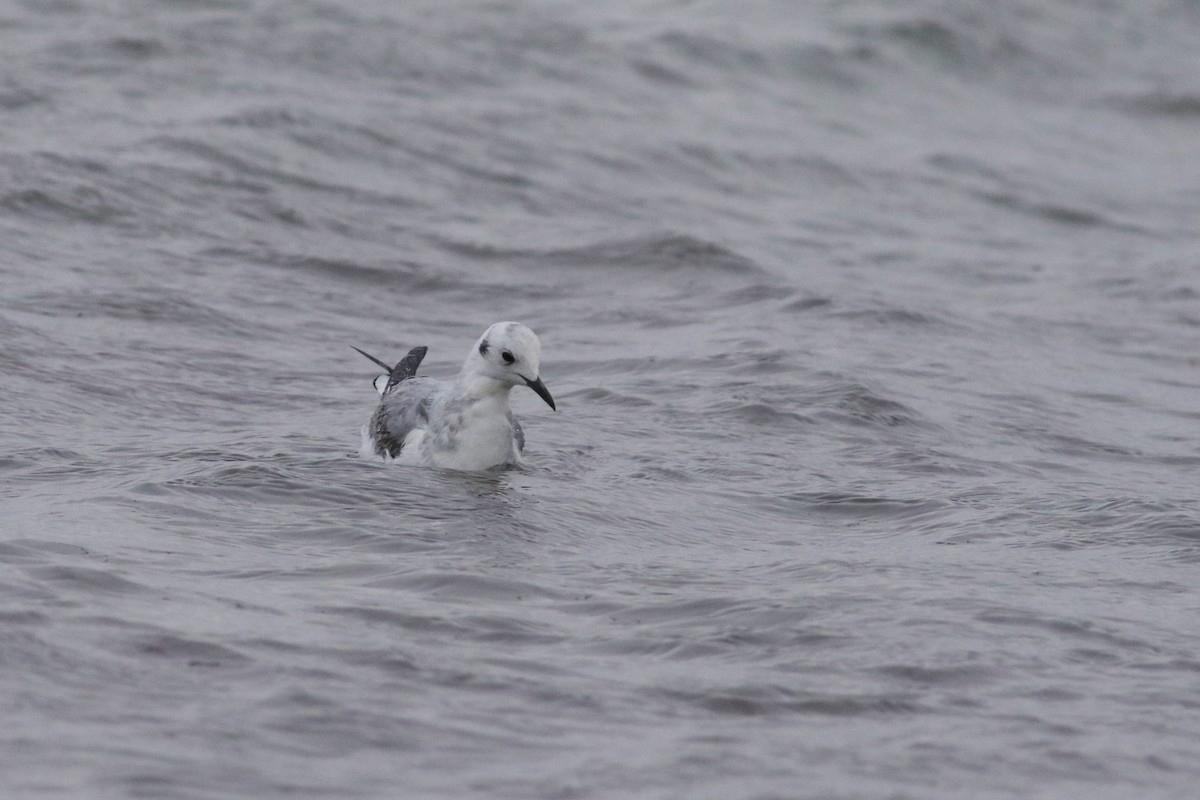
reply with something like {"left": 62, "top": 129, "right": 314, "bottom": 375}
{"left": 463, "top": 322, "right": 555, "bottom": 409}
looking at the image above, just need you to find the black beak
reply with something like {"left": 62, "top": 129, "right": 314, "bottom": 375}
{"left": 525, "top": 376, "right": 556, "bottom": 410}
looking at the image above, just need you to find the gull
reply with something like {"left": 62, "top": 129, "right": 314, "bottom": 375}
{"left": 354, "top": 322, "right": 556, "bottom": 471}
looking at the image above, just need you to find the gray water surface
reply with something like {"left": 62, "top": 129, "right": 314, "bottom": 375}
{"left": 2, "top": 1, "right": 1199, "bottom": 798}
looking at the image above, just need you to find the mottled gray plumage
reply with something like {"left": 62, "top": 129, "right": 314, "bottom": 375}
{"left": 368, "top": 378, "right": 438, "bottom": 459}
{"left": 509, "top": 412, "right": 525, "bottom": 452}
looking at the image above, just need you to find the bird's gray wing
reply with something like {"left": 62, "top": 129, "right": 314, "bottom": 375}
{"left": 508, "top": 411, "right": 525, "bottom": 452}
{"left": 370, "top": 378, "right": 440, "bottom": 458}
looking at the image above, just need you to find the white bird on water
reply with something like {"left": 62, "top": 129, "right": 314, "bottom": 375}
{"left": 354, "top": 322, "right": 556, "bottom": 471}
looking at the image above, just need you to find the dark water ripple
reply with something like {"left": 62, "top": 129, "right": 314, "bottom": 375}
{"left": 3, "top": 0, "right": 1200, "bottom": 798}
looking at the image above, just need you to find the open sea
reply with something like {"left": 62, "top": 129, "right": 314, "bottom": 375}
{"left": 2, "top": 1, "right": 1199, "bottom": 798}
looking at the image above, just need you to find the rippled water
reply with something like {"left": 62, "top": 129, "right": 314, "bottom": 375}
{"left": 3, "top": 1, "right": 1200, "bottom": 797}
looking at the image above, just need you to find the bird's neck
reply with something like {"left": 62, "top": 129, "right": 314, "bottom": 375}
{"left": 456, "top": 373, "right": 513, "bottom": 404}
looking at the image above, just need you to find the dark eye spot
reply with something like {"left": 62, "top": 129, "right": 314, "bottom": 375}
{"left": 501, "top": 350, "right": 515, "bottom": 364}
{"left": 478, "top": 341, "right": 489, "bottom": 356}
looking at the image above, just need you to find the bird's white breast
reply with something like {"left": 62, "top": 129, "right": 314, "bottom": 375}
{"left": 396, "top": 393, "right": 518, "bottom": 471}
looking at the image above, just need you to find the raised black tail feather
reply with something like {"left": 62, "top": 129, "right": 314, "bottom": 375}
{"left": 352, "top": 345, "right": 428, "bottom": 393}
{"left": 351, "top": 346, "right": 391, "bottom": 372}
